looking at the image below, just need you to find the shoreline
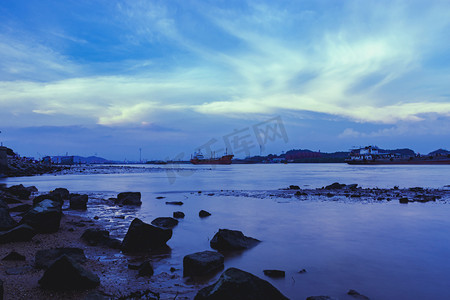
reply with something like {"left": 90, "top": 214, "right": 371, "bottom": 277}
{"left": 1, "top": 179, "right": 450, "bottom": 299}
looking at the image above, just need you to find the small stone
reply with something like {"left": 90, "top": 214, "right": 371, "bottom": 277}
{"left": 199, "top": 210, "right": 211, "bottom": 218}
{"left": 347, "top": 289, "right": 370, "bottom": 300}
{"left": 138, "top": 261, "right": 154, "bottom": 277}
{"left": 165, "top": 201, "right": 183, "bottom": 205}
{"left": 263, "top": 270, "right": 285, "bottom": 278}
{"left": 173, "top": 211, "right": 185, "bottom": 219}
{"left": 399, "top": 197, "right": 409, "bottom": 204}
{"left": 2, "top": 251, "right": 26, "bottom": 261}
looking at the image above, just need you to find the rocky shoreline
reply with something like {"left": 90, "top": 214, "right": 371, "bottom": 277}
{"left": 1, "top": 182, "right": 449, "bottom": 300}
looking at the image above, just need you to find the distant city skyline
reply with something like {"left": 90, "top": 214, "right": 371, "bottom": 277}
{"left": 1, "top": 1, "right": 449, "bottom": 160}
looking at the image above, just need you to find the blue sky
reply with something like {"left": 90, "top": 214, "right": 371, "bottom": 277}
{"left": 0, "top": 0, "right": 449, "bottom": 160}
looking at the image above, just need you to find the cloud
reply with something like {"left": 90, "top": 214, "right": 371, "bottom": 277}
{"left": 0, "top": 0, "right": 450, "bottom": 130}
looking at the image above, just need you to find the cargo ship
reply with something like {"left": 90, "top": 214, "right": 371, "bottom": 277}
{"left": 190, "top": 151, "right": 234, "bottom": 165}
{"left": 346, "top": 146, "right": 450, "bottom": 165}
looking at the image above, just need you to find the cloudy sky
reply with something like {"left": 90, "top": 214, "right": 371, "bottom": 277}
{"left": 1, "top": 0, "right": 449, "bottom": 160}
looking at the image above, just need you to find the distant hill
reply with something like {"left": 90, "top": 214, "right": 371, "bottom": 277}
{"left": 428, "top": 149, "right": 450, "bottom": 156}
{"left": 51, "top": 155, "right": 113, "bottom": 164}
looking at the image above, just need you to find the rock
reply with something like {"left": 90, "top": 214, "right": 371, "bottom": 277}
{"left": 26, "top": 186, "right": 38, "bottom": 193}
{"left": 173, "top": 211, "right": 185, "bottom": 219}
{"left": 289, "top": 185, "right": 300, "bottom": 190}
{"left": 84, "top": 291, "right": 111, "bottom": 300}
{"left": 409, "top": 187, "right": 424, "bottom": 192}
{"left": 52, "top": 188, "right": 70, "bottom": 199}
{"left": 81, "top": 228, "right": 121, "bottom": 249}
{"left": 0, "top": 224, "right": 36, "bottom": 244}
{"left": 413, "top": 194, "right": 436, "bottom": 203}
{"left": 0, "top": 199, "right": 8, "bottom": 210}
{"left": 117, "top": 192, "right": 142, "bottom": 206}
{"left": 0, "top": 191, "right": 22, "bottom": 204}
{"left": 194, "top": 267, "right": 288, "bottom": 300}
{"left": 9, "top": 203, "right": 32, "bottom": 213}
{"left": 138, "top": 261, "right": 154, "bottom": 277}
{"left": 210, "top": 229, "right": 260, "bottom": 251}
{"left": 2, "top": 251, "right": 26, "bottom": 261}
{"left": 38, "top": 255, "right": 100, "bottom": 290}
{"left": 20, "top": 199, "right": 62, "bottom": 233}
{"left": 156, "top": 196, "right": 165, "bottom": 199}
{"left": 121, "top": 218, "right": 172, "bottom": 253}
{"left": 347, "top": 289, "right": 370, "bottom": 300}
{"left": 33, "top": 193, "right": 63, "bottom": 205}
{"left": 165, "top": 201, "right": 183, "bottom": 205}
{"left": 70, "top": 194, "right": 88, "bottom": 210}
{"left": 6, "top": 265, "right": 33, "bottom": 275}
{"left": 295, "top": 191, "right": 307, "bottom": 196}
{"left": 151, "top": 217, "right": 179, "bottom": 229}
{"left": 6, "top": 184, "right": 31, "bottom": 199}
{"left": 298, "top": 269, "right": 307, "bottom": 273}
{"left": 347, "top": 184, "right": 358, "bottom": 190}
{"left": 399, "top": 197, "right": 409, "bottom": 204}
{"left": 35, "top": 247, "right": 87, "bottom": 269}
{"left": 263, "top": 270, "right": 285, "bottom": 278}
{"left": 306, "top": 297, "right": 338, "bottom": 300}
{"left": 325, "top": 182, "right": 346, "bottom": 190}
{"left": 128, "top": 264, "right": 141, "bottom": 270}
{"left": 0, "top": 279, "right": 3, "bottom": 300}
{"left": 183, "top": 250, "right": 224, "bottom": 277}
{"left": 0, "top": 207, "right": 17, "bottom": 230}
{"left": 199, "top": 210, "right": 211, "bottom": 218}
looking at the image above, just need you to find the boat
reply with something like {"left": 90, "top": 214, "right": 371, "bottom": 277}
{"left": 190, "top": 150, "right": 234, "bottom": 165}
{"left": 346, "top": 146, "right": 450, "bottom": 165}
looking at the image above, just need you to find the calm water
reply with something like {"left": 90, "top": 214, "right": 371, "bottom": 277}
{"left": 2, "top": 164, "right": 450, "bottom": 299}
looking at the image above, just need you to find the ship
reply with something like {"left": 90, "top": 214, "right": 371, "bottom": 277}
{"left": 346, "top": 146, "right": 450, "bottom": 165}
{"left": 190, "top": 150, "right": 234, "bottom": 165}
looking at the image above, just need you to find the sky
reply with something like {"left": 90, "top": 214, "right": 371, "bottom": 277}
{"left": 0, "top": 0, "right": 449, "bottom": 161}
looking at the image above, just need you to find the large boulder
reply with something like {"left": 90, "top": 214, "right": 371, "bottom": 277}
{"left": 0, "top": 191, "right": 22, "bottom": 204}
{"left": 194, "top": 268, "right": 288, "bottom": 300}
{"left": 116, "top": 192, "right": 142, "bottom": 206}
{"left": 121, "top": 218, "right": 172, "bottom": 253}
{"left": 33, "top": 193, "right": 63, "bottom": 206}
{"left": 35, "top": 248, "right": 87, "bottom": 269}
{"left": 0, "top": 207, "right": 17, "bottom": 230}
{"left": 6, "top": 184, "right": 31, "bottom": 200}
{"left": 38, "top": 255, "right": 100, "bottom": 290}
{"left": 20, "top": 199, "right": 62, "bottom": 233}
{"left": 9, "top": 203, "right": 32, "bottom": 213}
{"left": 151, "top": 217, "right": 179, "bottom": 229}
{"left": 52, "top": 188, "right": 70, "bottom": 199}
{"left": 210, "top": 229, "right": 260, "bottom": 251}
{"left": 81, "top": 228, "right": 121, "bottom": 249}
{"left": 0, "top": 199, "right": 9, "bottom": 210}
{"left": 183, "top": 250, "right": 224, "bottom": 277}
{"left": 0, "top": 224, "right": 36, "bottom": 244}
{"left": 69, "top": 194, "right": 88, "bottom": 210}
